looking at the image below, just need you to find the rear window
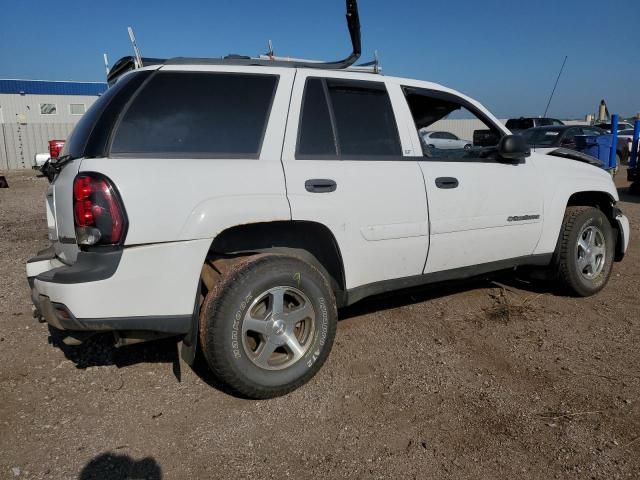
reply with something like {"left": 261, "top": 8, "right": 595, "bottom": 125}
{"left": 110, "top": 72, "right": 278, "bottom": 158}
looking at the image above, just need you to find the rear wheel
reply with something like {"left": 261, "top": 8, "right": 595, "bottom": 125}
{"left": 555, "top": 207, "right": 614, "bottom": 296}
{"left": 199, "top": 254, "right": 337, "bottom": 399}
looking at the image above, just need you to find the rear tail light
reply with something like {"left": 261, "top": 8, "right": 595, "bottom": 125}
{"left": 73, "top": 173, "right": 127, "bottom": 246}
{"left": 48, "top": 140, "right": 65, "bottom": 159}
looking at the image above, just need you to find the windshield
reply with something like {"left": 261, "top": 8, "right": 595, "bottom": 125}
{"left": 522, "top": 128, "right": 562, "bottom": 146}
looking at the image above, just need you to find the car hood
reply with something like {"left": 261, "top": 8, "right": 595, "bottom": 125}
{"left": 545, "top": 147, "right": 604, "bottom": 168}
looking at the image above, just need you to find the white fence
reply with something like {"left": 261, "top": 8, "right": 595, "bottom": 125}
{"left": 0, "top": 123, "right": 75, "bottom": 169}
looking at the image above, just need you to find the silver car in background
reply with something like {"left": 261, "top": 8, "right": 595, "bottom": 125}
{"left": 420, "top": 130, "right": 472, "bottom": 150}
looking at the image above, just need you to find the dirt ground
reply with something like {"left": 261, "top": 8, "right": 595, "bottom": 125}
{"left": 1, "top": 170, "right": 639, "bottom": 480}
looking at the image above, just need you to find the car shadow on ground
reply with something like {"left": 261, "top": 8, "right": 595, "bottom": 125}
{"left": 46, "top": 271, "right": 558, "bottom": 398}
{"left": 78, "top": 452, "right": 162, "bottom": 480}
{"left": 339, "top": 271, "right": 558, "bottom": 321}
{"left": 48, "top": 328, "right": 184, "bottom": 380}
{"left": 47, "top": 324, "right": 244, "bottom": 396}
{"left": 618, "top": 185, "right": 640, "bottom": 204}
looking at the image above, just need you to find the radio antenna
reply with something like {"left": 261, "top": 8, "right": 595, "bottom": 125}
{"left": 127, "top": 26, "right": 143, "bottom": 68}
{"left": 543, "top": 55, "right": 568, "bottom": 118}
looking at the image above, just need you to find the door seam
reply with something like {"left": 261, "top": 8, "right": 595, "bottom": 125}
{"left": 279, "top": 70, "right": 297, "bottom": 220}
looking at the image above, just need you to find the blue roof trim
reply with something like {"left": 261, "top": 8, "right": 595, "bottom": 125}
{"left": 0, "top": 79, "right": 108, "bottom": 96}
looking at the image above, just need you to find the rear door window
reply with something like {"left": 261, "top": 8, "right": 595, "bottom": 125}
{"left": 111, "top": 72, "right": 278, "bottom": 158}
{"left": 296, "top": 77, "right": 401, "bottom": 159}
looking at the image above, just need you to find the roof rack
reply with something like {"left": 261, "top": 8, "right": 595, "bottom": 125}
{"left": 107, "top": 0, "right": 367, "bottom": 85}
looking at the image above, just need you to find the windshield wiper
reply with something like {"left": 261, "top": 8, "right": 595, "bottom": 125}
{"left": 41, "top": 154, "right": 78, "bottom": 183}
{"left": 52, "top": 154, "right": 77, "bottom": 171}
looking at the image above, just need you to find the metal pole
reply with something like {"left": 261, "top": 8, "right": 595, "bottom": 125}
{"left": 128, "top": 27, "right": 143, "bottom": 69}
{"left": 631, "top": 119, "right": 640, "bottom": 169}
{"left": 610, "top": 114, "right": 619, "bottom": 170}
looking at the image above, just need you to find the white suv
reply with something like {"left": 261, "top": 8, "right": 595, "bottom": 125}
{"left": 26, "top": 2, "right": 629, "bottom": 399}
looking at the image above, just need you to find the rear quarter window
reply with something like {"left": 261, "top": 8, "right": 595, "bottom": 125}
{"left": 63, "top": 71, "right": 151, "bottom": 159}
{"left": 110, "top": 72, "right": 278, "bottom": 158}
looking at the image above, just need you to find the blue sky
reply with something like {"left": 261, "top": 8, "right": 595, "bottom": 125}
{"left": 1, "top": 0, "right": 638, "bottom": 118}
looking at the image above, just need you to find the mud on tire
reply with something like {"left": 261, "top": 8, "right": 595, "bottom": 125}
{"left": 199, "top": 254, "right": 337, "bottom": 399}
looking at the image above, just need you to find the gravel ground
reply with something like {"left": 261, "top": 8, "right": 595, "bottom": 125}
{"left": 1, "top": 170, "right": 639, "bottom": 479}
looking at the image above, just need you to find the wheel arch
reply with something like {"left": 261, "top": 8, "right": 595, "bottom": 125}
{"left": 207, "top": 220, "right": 347, "bottom": 305}
{"left": 565, "top": 190, "right": 624, "bottom": 261}
{"left": 535, "top": 187, "right": 620, "bottom": 258}
{"left": 566, "top": 190, "right": 616, "bottom": 211}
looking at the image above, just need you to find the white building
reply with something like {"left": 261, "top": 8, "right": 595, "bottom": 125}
{"left": 0, "top": 79, "right": 107, "bottom": 169}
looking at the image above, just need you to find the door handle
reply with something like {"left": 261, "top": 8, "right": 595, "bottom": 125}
{"left": 435, "top": 177, "right": 459, "bottom": 189}
{"left": 305, "top": 179, "right": 337, "bottom": 193}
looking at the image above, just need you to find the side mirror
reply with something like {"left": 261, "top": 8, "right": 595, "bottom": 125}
{"left": 498, "top": 134, "right": 530, "bottom": 162}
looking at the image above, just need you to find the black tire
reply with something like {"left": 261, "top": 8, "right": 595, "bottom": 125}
{"left": 199, "top": 254, "right": 337, "bottom": 399}
{"left": 555, "top": 206, "right": 615, "bottom": 297}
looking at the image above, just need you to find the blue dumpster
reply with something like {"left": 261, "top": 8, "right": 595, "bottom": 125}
{"left": 574, "top": 135, "right": 599, "bottom": 159}
{"left": 574, "top": 134, "right": 615, "bottom": 170}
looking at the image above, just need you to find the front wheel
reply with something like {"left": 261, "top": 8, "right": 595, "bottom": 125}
{"left": 555, "top": 206, "right": 615, "bottom": 297}
{"left": 199, "top": 254, "right": 337, "bottom": 399}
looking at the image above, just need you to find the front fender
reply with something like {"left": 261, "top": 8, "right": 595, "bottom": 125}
{"left": 532, "top": 154, "right": 619, "bottom": 255}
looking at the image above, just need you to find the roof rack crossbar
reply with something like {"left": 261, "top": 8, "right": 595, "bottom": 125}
{"left": 106, "top": 0, "right": 363, "bottom": 84}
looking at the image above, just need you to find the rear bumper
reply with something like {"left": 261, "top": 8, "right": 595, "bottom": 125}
{"left": 27, "top": 239, "right": 210, "bottom": 334}
{"left": 35, "top": 294, "right": 191, "bottom": 333}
